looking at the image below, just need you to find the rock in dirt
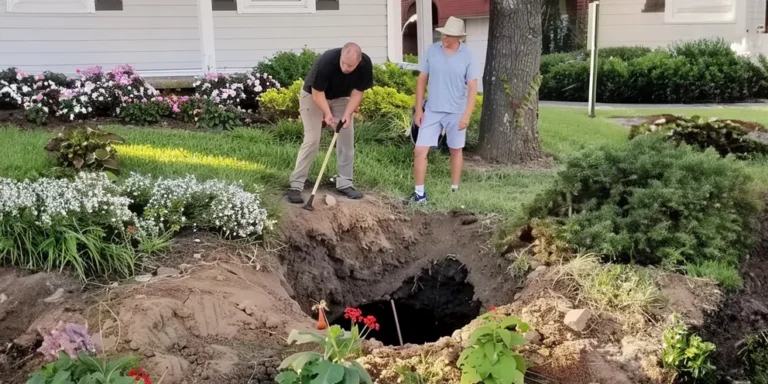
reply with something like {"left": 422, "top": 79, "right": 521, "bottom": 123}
{"left": 135, "top": 274, "right": 152, "bottom": 282}
{"left": 156, "top": 267, "right": 181, "bottom": 277}
{"left": 265, "top": 317, "right": 283, "bottom": 329}
{"left": 564, "top": 309, "right": 592, "bottom": 332}
{"left": 0, "top": 293, "right": 7, "bottom": 303}
{"left": 325, "top": 194, "right": 337, "bottom": 207}
{"left": 43, "top": 288, "right": 65, "bottom": 303}
{"left": 193, "top": 253, "right": 202, "bottom": 259}
{"left": 525, "top": 330, "right": 542, "bottom": 344}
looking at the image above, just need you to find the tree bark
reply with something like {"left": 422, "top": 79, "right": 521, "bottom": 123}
{"left": 478, "top": 0, "right": 545, "bottom": 164}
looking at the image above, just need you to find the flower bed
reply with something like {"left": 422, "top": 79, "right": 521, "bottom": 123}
{"left": 1, "top": 65, "right": 281, "bottom": 129}
{"left": 0, "top": 171, "right": 273, "bottom": 280}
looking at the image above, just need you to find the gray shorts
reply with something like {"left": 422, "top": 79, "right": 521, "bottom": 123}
{"left": 415, "top": 109, "right": 465, "bottom": 149}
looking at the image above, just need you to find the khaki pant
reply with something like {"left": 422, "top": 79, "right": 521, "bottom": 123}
{"left": 289, "top": 89, "right": 355, "bottom": 190}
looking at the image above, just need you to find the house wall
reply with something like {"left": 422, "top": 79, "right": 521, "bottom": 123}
{"left": 213, "top": 0, "right": 389, "bottom": 72}
{"left": 595, "top": 0, "right": 765, "bottom": 54}
{"left": 0, "top": 0, "right": 202, "bottom": 75}
{"left": 464, "top": 17, "right": 488, "bottom": 92}
{"left": 0, "top": 0, "right": 389, "bottom": 77}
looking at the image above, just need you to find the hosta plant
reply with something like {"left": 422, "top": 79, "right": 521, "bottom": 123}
{"left": 275, "top": 307, "right": 377, "bottom": 384}
{"left": 661, "top": 313, "right": 716, "bottom": 383}
{"left": 44, "top": 126, "right": 125, "bottom": 172}
{"left": 457, "top": 307, "right": 529, "bottom": 384}
{"left": 25, "top": 350, "right": 144, "bottom": 384}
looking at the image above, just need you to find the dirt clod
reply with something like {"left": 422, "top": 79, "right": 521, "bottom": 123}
{"left": 156, "top": 267, "right": 181, "bottom": 277}
{"left": 564, "top": 309, "right": 592, "bottom": 332}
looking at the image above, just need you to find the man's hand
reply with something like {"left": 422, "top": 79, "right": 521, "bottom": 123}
{"left": 342, "top": 114, "right": 353, "bottom": 129}
{"left": 323, "top": 113, "right": 335, "bottom": 127}
{"left": 458, "top": 114, "right": 470, "bottom": 131}
{"left": 414, "top": 110, "right": 424, "bottom": 127}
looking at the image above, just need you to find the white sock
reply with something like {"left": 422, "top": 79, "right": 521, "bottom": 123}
{"left": 415, "top": 185, "right": 425, "bottom": 196}
{"left": 451, "top": 185, "right": 459, "bottom": 191}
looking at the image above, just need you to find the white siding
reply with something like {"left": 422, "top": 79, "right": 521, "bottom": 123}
{"left": 0, "top": 0, "right": 202, "bottom": 75}
{"left": 595, "top": 0, "right": 763, "bottom": 52}
{"left": 464, "top": 17, "right": 488, "bottom": 93}
{"left": 213, "top": 0, "right": 389, "bottom": 72}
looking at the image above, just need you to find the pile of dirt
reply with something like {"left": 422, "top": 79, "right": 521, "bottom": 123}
{"left": 702, "top": 201, "right": 768, "bottom": 380}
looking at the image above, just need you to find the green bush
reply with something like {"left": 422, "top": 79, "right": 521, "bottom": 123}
{"left": 44, "top": 126, "right": 125, "bottom": 173}
{"left": 539, "top": 38, "right": 768, "bottom": 103}
{"left": 403, "top": 53, "right": 418, "bottom": 64}
{"left": 358, "top": 86, "right": 413, "bottom": 120}
{"left": 629, "top": 115, "right": 768, "bottom": 159}
{"left": 26, "top": 350, "right": 143, "bottom": 384}
{"left": 522, "top": 134, "right": 761, "bottom": 273}
{"left": 373, "top": 62, "right": 417, "bottom": 95}
{"left": 743, "top": 331, "right": 768, "bottom": 384}
{"left": 457, "top": 310, "right": 529, "bottom": 384}
{"left": 195, "top": 99, "right": 242, "bottom": 130}
{"left": 254, "top": 48, "right": 319, "bottom": 87}
{"left": 259, "top": 79, "right": 303, "bottom": 120}
{"left": 662, "top": 314, "right": 717, "bottom": 383}
{"left": 119, "top": 100, "right": 171, "bottom": 126}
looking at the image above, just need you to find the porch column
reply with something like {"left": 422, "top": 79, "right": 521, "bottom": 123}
{"left": 415, "top": 0, "right": 433, "bottom": 57}
{"left": 387, "top": 0, "right": 403, "bottom": 62}
{"left": 197, "top": 0, "right": 217, "bottom": 73}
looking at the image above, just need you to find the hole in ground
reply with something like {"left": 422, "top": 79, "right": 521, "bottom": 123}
{"left": 331, "top": 257, "right": 481, "bottom": 346}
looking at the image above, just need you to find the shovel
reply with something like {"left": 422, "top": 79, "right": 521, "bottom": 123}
{"left": 304, "top": 119, "right": 345, "bottom": 211}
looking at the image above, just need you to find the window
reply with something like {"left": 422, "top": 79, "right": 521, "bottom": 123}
{"left": 213, "top": 0, "right": 237, "bottom": 11}
{"left": 642, "top": 0, "right": 664, "bottom": 13}
{"left": 6, "top": 0, "right": 121, "bottom": 13}
{"left": 233, "top": 0, "right": 338, "bottom": 13}
{"left": 664, "top": 0, "right": 736, "bottom": 23}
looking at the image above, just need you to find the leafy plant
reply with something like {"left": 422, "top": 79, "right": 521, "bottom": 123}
{"left": 44, "top": 126, "right": 125, "bottom": 172}
{"left": 457, "top": 308, "right": 529, "bottom": 384}
{"left": 358, "top": 86, "right": 413, "bottom": 121}
{"left": 373, "top": 62, "right": 417, "bottom": 95}
{"left": 259, "top": 79, "right": 303, "bottom": 120}
{"left": 195, "top": 99, "right": 242, "bottom": 130}
{"left": 661, "top": 313, "right": 717, "bottom": 383}
{"left": 742, "top": 331, "right": 768, "bottom": 384}
{"left": 403, "top": 53, "right": 418, "bottom": 64}
{"left": 26, "top": 104, "right": 49, "bottom": 125}
{"left": 254, "top": 48, "right": 320, "bottom": 87}
{"left": 275, "top": 307, "right": 377, "bottom": 384}
{"left": 25, "top": 350, "right": 142, "bottom": 384}
{"left": 119, "top": 100, "right": 171, "bottom": 126}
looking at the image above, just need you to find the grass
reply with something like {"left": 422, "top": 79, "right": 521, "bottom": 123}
{"left": 558, "top": 254, "right": 667, "bottom": 316}
{"left": 0, "top": 107, "right": 629, "bottom": 218}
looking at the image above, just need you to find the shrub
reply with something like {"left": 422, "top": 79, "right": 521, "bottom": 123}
{"left": 403, "top": 53, "right": 418, "bottom": 64}
{"left": 25, "top": 104, "right": 48, "bottom": 125}
{"left": 373, "top": 62, "right": 417, "bottom": 95}
{"left": 457, "top": 308, "right": 529, "bottom": 384}
{"left": 661, "top": 313, "right": 717, "bottom": 383}
{"left": 539, "top": 38, "right": 768, "bottom": 103}
{"left": 254, "top": 48, "right": 320, "bottom": 87}
{"left": 26, "top": 350, "right": 144, "bottom": 384}
{"left": 629, "top": 115, "right": 768, "bottom": 159}
{"left": 194, "top": 99, "right": 243, "bottom": 130}
{"left": 120, "top": 99, "right": 172, "bottom": 126}
{"left": 358, "top": 86, "right": 413, "bottom": 120}
{"left": 522, "top": 134, "right": 761, "bottom": 274}
{"left": 276, "top": 307, "right": 375, "bottom": 384}
{"left": 44, "top": 126, "right": 125, "bottom": 173}
{"left": 743, "top": 331, "right": 768, "bottom": 384}
{"left": 193, "top": 72, "right": 280, "bottom": 112}
{"left": 259, "top": 79, "right": 303, "bottom": 120}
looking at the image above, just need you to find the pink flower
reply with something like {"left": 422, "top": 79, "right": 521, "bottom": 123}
{"left": 214, "top": 96, "right": 220, "bottom": 102}
{"left": 156, "top": 96, "right": 163, "bottom": 102}
{"left": 141, "top": 99, "right": 147, "bottom": 104}
{"left": 36, "top": 74, "right": 45, "bottom": 80}
{"left": 35, "top": 93, "right": 43, "bottom": 101}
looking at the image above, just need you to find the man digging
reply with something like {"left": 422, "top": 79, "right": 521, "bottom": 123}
{"left": 408, "top": 16, "right": 479, "bottom": 204}
{"left": 287, "top": 43, "right": 374, "bottom": 204}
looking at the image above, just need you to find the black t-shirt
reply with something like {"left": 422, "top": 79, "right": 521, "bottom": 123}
{"left": 302, "top": 48, "right": 374, "bottom": 100}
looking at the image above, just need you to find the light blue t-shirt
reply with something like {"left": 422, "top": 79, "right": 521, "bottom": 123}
{"left": 418, "top": 42, "right": 479, "bottom": 113}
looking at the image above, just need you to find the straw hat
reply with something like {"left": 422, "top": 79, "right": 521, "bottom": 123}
{"left": 435, "top": 16, "right": 466, "bottom": 37}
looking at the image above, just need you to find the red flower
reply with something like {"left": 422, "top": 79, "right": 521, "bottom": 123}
{"left": 363, "top": 315, "right": 380, "bottom": 331}
{"left": 488, "top": 306, "right": 498, "bottom": 312}
{"left": 127, "top": 368, "right": 152, "bottom": 384}
{"left": 344, "top": 307, "right": 363, "bottom": 323}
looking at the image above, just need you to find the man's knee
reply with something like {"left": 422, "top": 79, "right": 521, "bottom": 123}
{"left": 414, "top": 146, "right": 430, "bottom": 159}
{"left": 449, "top": 147, "right": 463, "bottom": 156}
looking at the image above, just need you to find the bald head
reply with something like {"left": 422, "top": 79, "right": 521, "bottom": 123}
{"left": 340, "top": 42, "right": 363, "bottom": 74}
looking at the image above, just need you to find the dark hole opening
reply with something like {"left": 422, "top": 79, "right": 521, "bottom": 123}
{"left": 331, "top": 258, "right": 481, "bottom": 346}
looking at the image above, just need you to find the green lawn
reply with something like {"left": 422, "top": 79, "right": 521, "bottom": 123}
{"left": 2, "top": 106, "right": 764, "bottom": 218}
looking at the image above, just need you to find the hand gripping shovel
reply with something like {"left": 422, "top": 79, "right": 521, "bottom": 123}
{"left": 304, "top": 119, "right": 345, "bottom": 211}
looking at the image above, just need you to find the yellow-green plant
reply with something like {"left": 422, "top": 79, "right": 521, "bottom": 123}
{"left": 661, "top": 313, "right": 717, "bottom": 383}
{"left": 259, "top": 79, "right": 302, "bottom": 120}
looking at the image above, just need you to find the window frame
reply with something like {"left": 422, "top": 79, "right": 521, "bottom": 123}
{"left": 6, "top": 0, "right": 96, "bottom": 13}
{"left": 235, "top": 0, "right": 317, "bottom": 14}
{"left": 663, "top": 0, "right": 737, "bottom": 24}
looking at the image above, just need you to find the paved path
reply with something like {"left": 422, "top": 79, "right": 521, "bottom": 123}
{"left": 540, "top": 100, "right": 768, "bottom": 109}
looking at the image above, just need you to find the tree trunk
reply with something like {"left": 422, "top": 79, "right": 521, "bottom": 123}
{"left": 478, "top": 0, "right": 545, "bottom": 164}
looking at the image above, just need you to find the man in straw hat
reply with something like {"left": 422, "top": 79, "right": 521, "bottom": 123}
{"left": 407, "top": 16, "right": 479, "bottom": 204}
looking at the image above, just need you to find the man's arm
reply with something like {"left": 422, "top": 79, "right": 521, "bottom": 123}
{"left": 459, "top": 79, "right": 478, "bottom": 130}
{"left": 415, "top": 72, "right": 428, "bottom": 113}
{"left": 311, "top": 89, "right": 334, "bottom": 120}
{"left": 342, "top": 89, "right": 364, "bottom": 123}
